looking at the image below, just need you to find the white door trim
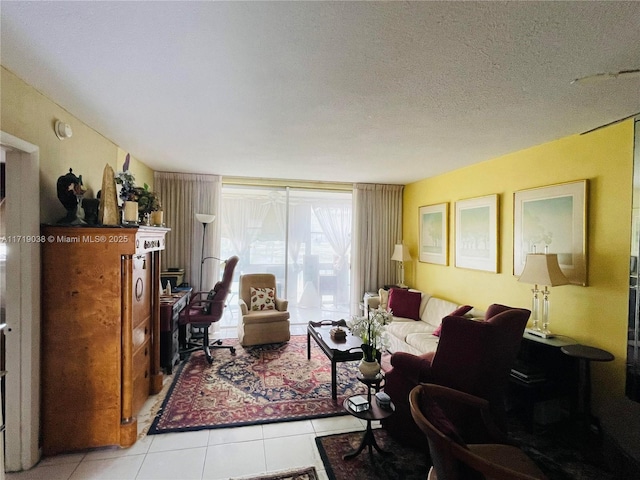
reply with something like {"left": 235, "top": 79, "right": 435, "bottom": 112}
{"left": 1, "top": 131, "right": 40, "bottom": 472}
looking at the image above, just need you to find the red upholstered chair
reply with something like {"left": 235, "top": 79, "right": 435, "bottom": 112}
{"left": 382, "top": 304, "right": 530, "bottom": 448}
{"left": 409, "top": 383, "right": 547, "bottom": 479}
{"left": 179, "top": 256, "right": 239, "bottom": 363}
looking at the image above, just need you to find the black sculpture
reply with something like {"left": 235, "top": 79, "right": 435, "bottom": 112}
{"left": 56, "top": 168, "right": 86, "bottom": 224}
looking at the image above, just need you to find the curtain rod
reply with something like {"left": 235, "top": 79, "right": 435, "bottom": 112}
{"left": 222, "top": 176, "right": 353, "bottom": 191}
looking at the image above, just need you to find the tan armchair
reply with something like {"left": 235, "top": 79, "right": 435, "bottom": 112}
{"left": 238, "top": 273, "right": 291, "bottom": 346}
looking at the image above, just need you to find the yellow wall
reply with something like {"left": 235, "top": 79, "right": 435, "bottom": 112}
{"left": 404, "top": 120, "right": 634, "bottom": 411}
{"left": 1, "top": 67, "right": 154, "bottom": 224}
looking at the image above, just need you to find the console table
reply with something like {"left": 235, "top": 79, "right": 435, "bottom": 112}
{"left": 508, "top": 332, "right": 578, "bottom": 430}
{"left": 160, "top": 289, "right": 192, "bottom": 374}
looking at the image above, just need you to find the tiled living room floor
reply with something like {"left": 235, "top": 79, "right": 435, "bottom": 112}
{"left": 7, "top": 322, "right": 367, "bottom": 480}
{"left": 8, "top": 351, "right": 373, "bottom": 480}
{"left": 7, "top": 414, "right": 370, "bottom": 480}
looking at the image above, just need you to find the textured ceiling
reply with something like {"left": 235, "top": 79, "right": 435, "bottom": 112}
{"left": 1, "top": 1, "right": 639, "bottom": 184}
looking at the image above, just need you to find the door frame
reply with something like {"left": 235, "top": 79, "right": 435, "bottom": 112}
{"left": 0, "top": 131, "right": 40, "bottom": 471}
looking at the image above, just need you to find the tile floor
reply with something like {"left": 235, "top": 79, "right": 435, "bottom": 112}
{"left": 8, "top": 322, "right": 373, "bottom": 480}
{"left": 7, "top": 414, "right": 374, "bottom": 480}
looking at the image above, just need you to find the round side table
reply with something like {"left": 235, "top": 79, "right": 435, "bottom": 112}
{"left": 560, "top": 344, "right": 614, "bottom": 436}
{"left": 342, "top": 372, "right": 395, "bottom": 460}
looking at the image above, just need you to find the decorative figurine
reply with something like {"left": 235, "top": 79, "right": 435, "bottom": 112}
{"left": 56, "top": 168, "right": 86, "bottom": 224}
{"left": 99, "top": 164, "right": 120, "bottom": 226}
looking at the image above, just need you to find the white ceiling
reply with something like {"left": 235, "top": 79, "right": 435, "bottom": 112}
{"left": 1, "top": 1, "right": 639, "bottom": 185}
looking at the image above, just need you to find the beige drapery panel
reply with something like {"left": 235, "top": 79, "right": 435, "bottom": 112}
{"left": 350, "top": 183, "right": 404, "bottom": 314}
{"left": 154, "top": 172, "right": 222, "bottom": 292}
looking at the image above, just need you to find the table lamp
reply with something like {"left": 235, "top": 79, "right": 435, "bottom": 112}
{"left": 391, "top": 244, "right": 412, "bottom": 288}
{"left": 518, "top": 253, "right": 569, "bottom": 338}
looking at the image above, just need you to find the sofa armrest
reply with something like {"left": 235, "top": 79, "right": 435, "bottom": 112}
{"left": 390, "top": 351, "right": 436, "bottom": 384}
{"left": 275, "top": 298, "right": 289, "bottom": 311}
{"left": 239, "top": 299, "right": 249, "bottom": 315}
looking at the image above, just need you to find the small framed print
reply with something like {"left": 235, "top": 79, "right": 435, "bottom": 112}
{"left": 455, "top": 194, "right": 499, "bottom": 272}
{"left": 419, "top": 203, "right": 448, "bottom": 265}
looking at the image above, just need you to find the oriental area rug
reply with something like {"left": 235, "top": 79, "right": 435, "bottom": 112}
{"left": 149, "top": 335, "right": 367, "bottom": 434}
{"left": 230, "top": 466, "right": 318, "bottom": 480}
{"left": 315, "top": 429, "right": 430, "bottom": 480}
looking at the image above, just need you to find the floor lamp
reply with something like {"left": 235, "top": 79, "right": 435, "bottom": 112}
{"left": 196, "top": 213, "right": 216, "bottom": 291}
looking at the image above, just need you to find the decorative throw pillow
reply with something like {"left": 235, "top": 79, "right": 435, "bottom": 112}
{"left": 250, "top": 287, "right": 276, "bottom": 311}
{"left": 387, "top": 288, "right": 422, "bottom": 320}
{"left": 433, "top": 305, "right": 473, "bottom": 336}
{"left": 378, "top": 288, "right": 389, "bottom": 310}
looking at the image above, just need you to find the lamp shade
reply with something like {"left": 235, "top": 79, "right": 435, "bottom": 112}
{"left": 518, "top": 253, "right": 569, "bottom": 286}
{"left": 195, "top": 213, "right": 216, "bottom": 224}
{"left": 391, "top": 244, "right": 412, "bottom": 262}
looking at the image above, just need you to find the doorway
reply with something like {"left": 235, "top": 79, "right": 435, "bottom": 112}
{"left": 0, "top": 131, "right": 40, "bottom": 472}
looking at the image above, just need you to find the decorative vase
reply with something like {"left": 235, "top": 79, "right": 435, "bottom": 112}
{"left": 358, "top": 358, "right": 381, "bottom": 379}
{"left": 123, "top": 201, "right": 139, "bottom": 224}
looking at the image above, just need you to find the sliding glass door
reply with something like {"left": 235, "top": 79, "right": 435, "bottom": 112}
{"left": 218, "top": 185, "right": 352, "bottom": 335}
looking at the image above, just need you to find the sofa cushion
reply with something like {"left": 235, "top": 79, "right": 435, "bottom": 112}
{"left": 421, "top": 297, "right": 462, "bottom": 327}
{"left": 388, "top": 288, "right": 422, "bottom": 320}
{"left": 386, "top": 319, "right": 436, "bottom": 342}
{"left": 405, "top": 333, "right": 440, "bottom": 353}
{"left": 433, "top": 305, "right": 474, "bottom": 336}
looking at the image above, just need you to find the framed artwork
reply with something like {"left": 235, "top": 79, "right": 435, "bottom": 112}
{"left": 419, "top": 203, "right": 448, "bottom": 265}
{"left": 455, "top": 194, "right": 499, "bottom": 272}
{"left": 513, "top": 180, "right": 588, "bottom": 286}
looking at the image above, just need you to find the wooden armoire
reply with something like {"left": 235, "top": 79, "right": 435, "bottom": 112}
{"left": 41, "top": 225, "right": 169, "bottom": 455}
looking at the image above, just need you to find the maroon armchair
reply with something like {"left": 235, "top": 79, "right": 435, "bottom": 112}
{"left": 409, "top": 384, "right": 547, "bottom": 479}
{"left": 382, "top": 304, "right": 530, "bottom": 448}
{"left": 179, "top": 255, "right": 239, "bottom": 363}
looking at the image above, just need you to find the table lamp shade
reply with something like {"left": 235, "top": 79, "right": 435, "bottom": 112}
{"left": 391, "top": 244, "right": 412, "bottom": 262}
{"left": 518, "top": 253, "right": 568, "bottom": 286}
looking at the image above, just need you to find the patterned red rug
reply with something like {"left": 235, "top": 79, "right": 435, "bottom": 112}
{"left": 315, "top": 429, "right": 430, "bottom": 480}
{"left": 149, "top": 336, "right": 367, "bottom": 434}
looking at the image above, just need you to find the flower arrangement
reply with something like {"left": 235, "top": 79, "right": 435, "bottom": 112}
{"left": 114, "top": 171, "right": 161, "bottom": 214}
{"left": 114, "top": 171, "right": 136, "bottom": 202}
{"left": 347, "top": 307, "right": 393, "bottom": 362}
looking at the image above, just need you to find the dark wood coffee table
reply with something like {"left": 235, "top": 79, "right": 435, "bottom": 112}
{"left": 307, "top": 320, "right": 363, "bottom": 401}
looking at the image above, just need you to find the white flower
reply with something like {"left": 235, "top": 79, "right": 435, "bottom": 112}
{"left": 347, "top": 308, "right": 393, "bottom": 361}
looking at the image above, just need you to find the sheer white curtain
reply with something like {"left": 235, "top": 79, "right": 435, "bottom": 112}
{"left": 313, "top": 204, "right": 351, "bottom": 272}
{"left": 350, "top": 183, "right": 404, "bottom": 314}
{"left": 220, "top": 196, "right": 271, "bottom": 264}
{"left": 154, "top": 172, "right": 222, "bottom": 292}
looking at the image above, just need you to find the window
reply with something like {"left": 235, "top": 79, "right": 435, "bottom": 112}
{"left": 219, "top": 185, "right": 352, "bottom": 332}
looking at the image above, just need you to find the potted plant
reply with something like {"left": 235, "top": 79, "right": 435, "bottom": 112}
{"left": 347, "top": 308, "right": 393, "bottom": 378}
{"left": 131, "top": 184, "right": 162, "bottom": 224}
{"left": 114, "top": 170, "right": 138, "bottom": 224}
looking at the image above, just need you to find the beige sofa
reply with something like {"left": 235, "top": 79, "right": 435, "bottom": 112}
{"left": 366, "top": 288, "right": 479, "bottom": 356}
